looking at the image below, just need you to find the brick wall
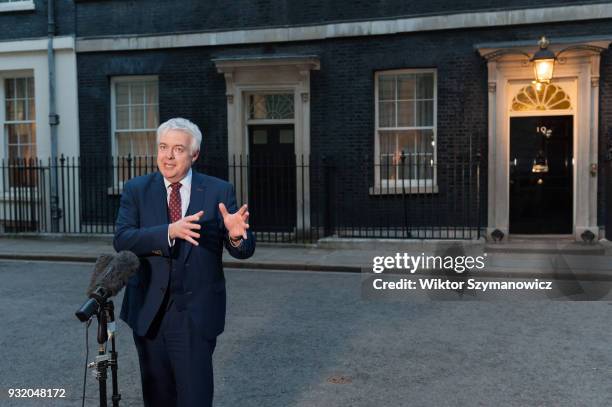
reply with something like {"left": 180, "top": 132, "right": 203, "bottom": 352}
{"left": 0, "top": 0, "right": 74, "bottom": 41}
{"left": 77, "top": 18, "right": 612, "bottom": 228}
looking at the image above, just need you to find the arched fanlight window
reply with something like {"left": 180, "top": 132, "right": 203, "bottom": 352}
{"left": 511, "top": 83, "right": 571, "bottom": 111}
{"left": 248, "top": 94, "right": 295, "bottom": 120}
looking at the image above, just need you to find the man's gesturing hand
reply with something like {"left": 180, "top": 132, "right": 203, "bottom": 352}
{"left": 168, "top": 210, "right": 203, "bottom": 246}
{"left": 219, "top": 203, "right": 249, "bottom": 240}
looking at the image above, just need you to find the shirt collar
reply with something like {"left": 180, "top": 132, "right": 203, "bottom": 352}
{"left": 163, "top": 168, "right": 192, "bottom": 190}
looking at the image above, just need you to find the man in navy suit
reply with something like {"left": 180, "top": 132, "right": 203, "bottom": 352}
{"left": 114, "top": 117, "right": 255, "bottom": 407}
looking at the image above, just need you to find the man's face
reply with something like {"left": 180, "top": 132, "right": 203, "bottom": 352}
{"left": 157, "top": 129, "right": 199, "bottom": 183}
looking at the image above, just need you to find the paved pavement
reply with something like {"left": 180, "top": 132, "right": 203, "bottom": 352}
{"left": 1, "top": 260, "right": 612, "bottom": 407}
{"left": 0, "top": 235, "right": 611, "bottom": 280}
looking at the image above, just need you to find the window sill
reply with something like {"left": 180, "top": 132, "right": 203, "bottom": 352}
{"left": 0, "top": 192, "right": 41, "bottom": 202}
{"left": 369, "top": 185, "right": 439, "bottom": 195}
{"left": 107, "top": 186, "right": 124, "bottom": 196}
{"left": 0, "top": 1, "right": 35, "bottom": 12}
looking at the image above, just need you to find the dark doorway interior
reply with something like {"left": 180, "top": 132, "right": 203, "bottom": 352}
{"left": 248, "top": 125, "right": 296, "bottom": 232}
{"left": 509, "top": 115, "right": 573, "bottom": 234}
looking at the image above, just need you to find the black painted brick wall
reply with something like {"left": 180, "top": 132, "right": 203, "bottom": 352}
{"left": 77, "top": 18, "right": 612, "bottom": 228}
{"left": 0, "top": 0, "right": 74, "bottom": 40}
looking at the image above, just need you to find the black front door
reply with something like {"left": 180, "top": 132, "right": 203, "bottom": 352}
{"left": 248, "top": 125, "right": 296, "bottom": 232}
{"left": 509, "top": 116, "right": 573, "bottom": 234}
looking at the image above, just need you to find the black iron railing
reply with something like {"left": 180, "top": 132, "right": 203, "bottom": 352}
{"left": 0, "top": 154, "right": 482, "bottom": 241}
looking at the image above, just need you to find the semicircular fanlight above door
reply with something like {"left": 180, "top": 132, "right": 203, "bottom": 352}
{"left": 511, "top": 83, "right": 572, "bottom": 112}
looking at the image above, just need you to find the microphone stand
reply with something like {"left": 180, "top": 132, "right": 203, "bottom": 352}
{"left": 89, "top": 300, "right": 121, "bottom": 407}
{"left": 108, "top": 302, "right": 121, "bottom": 407}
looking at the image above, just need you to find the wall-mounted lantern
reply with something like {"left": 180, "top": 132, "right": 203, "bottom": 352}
{"left": 531, "top": 37, "right": 555, "bottom": 87}
{"left": 482, "top": 37, "right": 606, "bottom": 88}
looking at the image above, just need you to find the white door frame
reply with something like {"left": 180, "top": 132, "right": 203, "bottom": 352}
{"left": 214, "top": 56, "right": 320, "bottom": 233}
{"left": 506, "top": 78, "right": 576, "bottom": 234}
{"left": 478, "top": 38, "right": 610, "bottom": 241}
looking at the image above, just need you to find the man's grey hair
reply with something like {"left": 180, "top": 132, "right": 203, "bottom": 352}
{"left": 156, "top": 117, "right": 202, "bottom": 153}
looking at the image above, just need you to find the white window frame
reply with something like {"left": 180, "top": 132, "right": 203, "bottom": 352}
{"left": 0, "top": 71, "right": 39, "bottom": 195}
{"left": 373, "top": 68, "right": 438, "bottom": 194}
{"left": 4, "top": 76, "right": 36, "bottom": 159}
{"left": 0, "top": 0, "right": 35, "bottom": 13}
{"left": 110, "top": 75, "right": 159, "bottom": 190}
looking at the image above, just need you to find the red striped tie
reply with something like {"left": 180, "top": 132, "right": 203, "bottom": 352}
{"left": 168, "top": 182, "right": 182, "bottom": 223}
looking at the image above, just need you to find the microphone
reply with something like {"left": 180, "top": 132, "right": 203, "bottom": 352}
{"left": 75, "top": 251, "right": 140, "bottom": 322}
{"left": 86, "top": 254, "right": 114, "bottom": 296}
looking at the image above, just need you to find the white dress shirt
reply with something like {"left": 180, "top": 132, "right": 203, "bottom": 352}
{"left": 165, "top": 168, "right": 192, "bottom": 246}
{"left": 164, "top": 168, "right": 192, "bottom": 217}
{"left": 164, "top": 168, "right": 242, "bottom": 247}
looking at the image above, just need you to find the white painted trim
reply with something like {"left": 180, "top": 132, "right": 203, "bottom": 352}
{"left": 0, "top": 50, "right": 82, "bottom": 160}
{"left": 0, "top": 41, "right": 81, "bottom": 231}
{"left": 507, "top": 78, "right": 577, "bottom": 237}
{"left": 2, "top": 76, "right": 37, "bottom": 159}
{"left": 109, "top": 76, "right": 159, "bottom": 186}
{"left": 244, "top": 91, "right": 296, "bottom": 126}
{"left": 0, "top": 36, "right": 74, "bottom": 54}
{"left": 369, "top": 185, "right": 439, "bottom": 195}
{"left": 0, "top": 70, "right": 36, "bottom": 165}
{"left": 216, "top": 58, "right": 319, "bottom": 233}
{"left": 0, "top": 1, "right": 35, "bottom": 13}
{"left": 482, "top": 44, "right": 609, "bottom": 241}
{"left": 76, "top": 4, "right": 612, "bottom": 52}
{"left": 245, "top": 118, "right": 295, "bottom": 125}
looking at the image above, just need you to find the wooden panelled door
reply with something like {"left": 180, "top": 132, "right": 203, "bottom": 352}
{"left": 509, "top": 115, "right": 573, "bottom": 234}
{"left": 248, "top": 125, "right": 296, "bottom": 232}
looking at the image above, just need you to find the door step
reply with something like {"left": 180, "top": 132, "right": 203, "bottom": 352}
{"left": 486, "top": 236, "right": 606, "bottom": 255}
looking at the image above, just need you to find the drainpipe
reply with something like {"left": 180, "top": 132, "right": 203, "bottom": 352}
{"left": 47, "top": 0, "right": 61, "bottom": 232}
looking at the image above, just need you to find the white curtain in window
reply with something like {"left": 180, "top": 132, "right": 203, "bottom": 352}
{"left": 377, "top": 71, "right": 435, "bottom": 182}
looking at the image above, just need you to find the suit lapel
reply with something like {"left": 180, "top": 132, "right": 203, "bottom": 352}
{"left": 152, "top": 172, "right": 169, "bottom": 224}
{"left": 183, "top": 171, "right": 206, "bottom": 261}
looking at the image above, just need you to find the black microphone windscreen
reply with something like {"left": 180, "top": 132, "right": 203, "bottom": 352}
{"left": 86, "top": 254, "right": 114, "bottom": 296}
{"left": 101, "top": 251, "right": 141, "bottom": 296}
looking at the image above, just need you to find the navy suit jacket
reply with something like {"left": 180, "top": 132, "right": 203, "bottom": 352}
{"left": 114, "top": 171, "right": 255, "bottom": 339}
